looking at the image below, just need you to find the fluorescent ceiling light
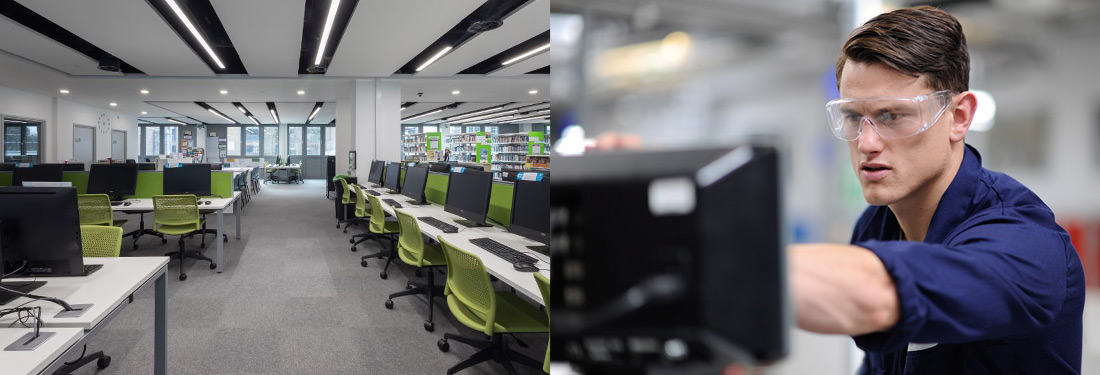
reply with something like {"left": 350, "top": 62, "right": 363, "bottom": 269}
{"left": 140, "top": 89, "right": 149, "bottom": 95}
{"left": 208, "top": 108, "right": 235, "bottom": 123}
{"left": 236, "top": 105, "right": 247, "bottom": 114}
{"left": 166, "top": 118, "right": 187, "bottom": 125}
{"left": 504, "top": 115, "right": 549, "bottom": 123}
{"left": 451, "top": 90, "right": 460, "bottom": 95}
{"left": 269, "top": 109, "right": 279, "bottom": 123}
{"left": 166, "top": 0, "right": 225, "bottom": 69}
{"left": 141, "top": 111, "right": 148, "bottom": 115}
{"left": 403, "top": 109, "right": 442, "bottom": 122}
{"left": 308, "top": 103, "right": 323, "bottom": 122}
{"left": 297, "top": 90, "right": 305, "bottom": 95}
{"left": 416, "top": 46, "right": 453, "bottom": 72}
{"left": 248, "top": 115, "right": 260, "bottom": 125}
{"left": 59, "top": 89, "right": 69, "bottom": 94}
{"left": 400, "top": 107, "right": 406, "bottom": 111}
{"left": 109, "top": 102, "right": 118, "bottom": 107}
{"left": 314, "top": 0, "right": 342, "bottom": 66}
{"left": 219, "top": 90, "right": 228, "bottom": 95}
{"left": 453, "top": 109, "right": 519, "bottom": 123}
{"left": 529, "top": 90, "right": 538, "bottom": 95}
{"left": 448, "top": 106, "right": 505, "bottom": 121}
{"left": 502, "top": 43, "right": 550, "bottom": 65}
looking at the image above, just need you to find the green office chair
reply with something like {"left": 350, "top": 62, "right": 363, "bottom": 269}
{"left": 56, "top": 225, "right": 124, "bottom": 374}
{"left": 384, "top": 209, "right": 447, "bottom": 331}
{"left": 437, "top": 237, "right": 548, "bottom": 375}
{"left": 349, "top": 184, "right": 373, "bottom": 249}
{"left": 534, "top": 273, "right": 550, "bottom": 374}
{"left": 337, "top": 178, "right": 358, "bottom": 230}
{"left": 360, "top": 194, "right": 400, "bottom": 279}
{"left": 77, "top": 194, "right": 128, "bottom": 227}
{"left": 153, "top": 195, "right": 216, "bottom": 281}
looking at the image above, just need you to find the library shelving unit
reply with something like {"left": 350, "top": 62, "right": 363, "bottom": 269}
{"left": 491, "top": 132, "right": 549, "bottom": 172}
{"left": 447, "top": 132, "right": 491, "bottom": 163}
{"left": 402, "top": 132, "right": 442, "bottom": 162}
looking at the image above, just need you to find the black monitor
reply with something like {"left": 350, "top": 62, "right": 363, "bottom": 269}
{"left": 500, "top": 168, "right": 549, "bottom": 183}
{"left": 62, "top": 163, "right": 85, "bottom": 171}
{"left": 367, "top": 160, "right": 385, "bottom": 185}
{"left": 444, "top": 169, "right": 493, "bottom": 227}
{"left": 87, "top": 163, "right": 139, "bottom": 201}
{"left": 383, "top": 162, "right": 402, "bottom": 192}
{"left": 137, "top": 163, "right": 156, "bottom": 171}
{"left": 209, "top": 163, "right": 223, "bottom": 171}
{"left": 0, "top": 163, "right": 14, "bottom": 171}
{"left": 551, "top": 145, "right": 786, "bottom": 370}
{"left": 163, "top": 164, "right": 211, "bottom": 196}
{"left": 428, "top": 162, "right": 454, "bottom": 173}
{"left": 0, "top": 187, "right": 85, "bottom": 284}
{"left": 401, "top": 166, "right": 429, "bottom": 204}
{"left": 455, "top": 162, "right": 485, "bottom": 171}
{"left": 508, "top": 179, "right": 550, "bottom": 244}
{"left": 12, "top": 164, "right": 64, "bottom": 186}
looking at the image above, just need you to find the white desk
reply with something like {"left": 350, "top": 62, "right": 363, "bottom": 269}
{"left": 265, "top": 165, "right": 301, "bottom": 183}
{"left": 224, "top": 167, "right": 257, "bottom": 192}
{"left": 0, "top": 257, "right": 169, "bottom": 375}
{"left": 0, "top": 328, "right": 83, "bottom": 375}
{"left": 353, "top": 184, "right": 549, "bottom": 304}
{"left": 112, "top": 191, "right": 242, "bottom": 273}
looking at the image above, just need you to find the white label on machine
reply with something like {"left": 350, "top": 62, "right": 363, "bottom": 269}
{"left": 648, "top": 177, "right": 695, "bottom": 216}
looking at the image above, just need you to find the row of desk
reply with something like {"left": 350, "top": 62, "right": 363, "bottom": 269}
{"left": 354, "top": 182, "right": 549, "bottom": 305}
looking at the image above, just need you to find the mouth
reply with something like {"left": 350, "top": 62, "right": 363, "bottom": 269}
{"left": 860, "top": 163, "right": 891, "bottom": 181}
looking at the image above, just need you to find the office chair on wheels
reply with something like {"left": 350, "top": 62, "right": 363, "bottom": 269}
{"left": 384, "top": 209, "right": 447, "bottom": 331}
{"left": 336, "top": 178, "right": 358, "bottom": 231}
{"left": 77, "top": 194, "right": 128, "bottom": 227}
{"left": 359, "top": 194, "right": 400, "bottom": 279}
{"left": 153, "top": 195, "right": 217, "bottom": 281}
{"left": 348, "top": 184, "right": 372, "bottom": 249}
{"left": 56, "top": 226, "right": 124, "bottom": 374}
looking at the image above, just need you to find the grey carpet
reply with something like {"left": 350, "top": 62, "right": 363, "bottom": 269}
{"left": 67, "top": 179, "right": 547, "bottom": 375}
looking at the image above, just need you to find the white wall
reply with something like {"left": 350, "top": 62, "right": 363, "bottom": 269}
{"left": 349, "top": 79, "right": 402, "bottom": 177}
{"left": 0, "top": 84, "right": 137, "bottom": 163}
{"left": 0, "top": 85, "right": 54, "bottom": 161}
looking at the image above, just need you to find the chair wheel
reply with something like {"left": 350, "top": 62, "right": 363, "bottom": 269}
{"left": 379, "top": 272, "right": 388, "bottom": 279}
{"left": 361, "top": 259, "right": 368, "bottom": 267}
{"left": 438, "top": 339, "right": 449, "bottom": 352}
{"left": 179, "top": 273, "right": 187, "bottom": 281}
{"left": 210, "top": 263, "right": 217, "bottom": 269}
{"left": 343, "top": 229, "right": 348, "bottom": 233}
{"left": 415, "top": 269, "right": 423, "bottom": 277}
{"left": 350, "top": 238, "right": 355, "bottom": 244}
{"left": 200, "top": 243, "right": 206, "bottom": 249}
{"left": 223, "top": 236, "right": 228, "bottom": 242}
{"left": 97, "top": 355, "right": 112, "bottom": 369}
{"left": 378, "top": 255, "right": 384, "bottom": 259}
{"left": 161, "top": 239, "right": 168, "bottom": 244}
{"left": 336, "top": 223, "right": 340, "bottom": 228}
{"left": 406, "top": 283, "right": 413, "bottom": 290}
{"left": 384, "top": 299, "right": 394, "bottom": 309}
{"left": 424, "top": 321, "right": 434, "bottom": 332}
{"left": 133, "top": 243, "right": 139, "bottom": 249}
{"left": 351, "top": 246, "right": 358, "bottom": 252}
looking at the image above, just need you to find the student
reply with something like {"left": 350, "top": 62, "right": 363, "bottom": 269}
{"left": 789, "top": 6, "right": 1083, "bottom": 374}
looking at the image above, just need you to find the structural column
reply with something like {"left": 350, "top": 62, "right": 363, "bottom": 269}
{"left": 335, "top": 79, "right": 401, "bottom": 177}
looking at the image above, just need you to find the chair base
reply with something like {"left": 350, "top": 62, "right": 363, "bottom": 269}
{"left": 165, "top": 235, "right": 216, "bottom": 281}
{"left": 56, "top": 347, "right": 110, "bottom": 374}
{"left": 439, "top": 334, "right": 542, "bottom": 375}
{"left": 359, "top": 234, "right": 397, "bottom": 278}
{"left": 124, "top": 211, "right": 166, "bottom": 249}
{"left": 385, "top": 267, "right": 445, "bottom": 331}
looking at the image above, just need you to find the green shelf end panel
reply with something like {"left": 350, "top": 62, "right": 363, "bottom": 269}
{"left": 487, "top": 182, "right": 514, "bottom": 228}
{"left": 0, "top": 172, "right": 11, "bottom": 187}
{"left": 425, "top": 172, "right": 449, "bottom": 205}
{"left": 61, "top": 172, "right": 90, "bottom": 194}
{"left": 130, "top": 171, "right": 234, "bottom": 198}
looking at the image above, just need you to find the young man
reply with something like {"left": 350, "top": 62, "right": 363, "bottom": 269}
{"left": 789, "top": 6, "right": 1084, "bottom": 374}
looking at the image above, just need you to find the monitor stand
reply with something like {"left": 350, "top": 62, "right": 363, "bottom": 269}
{"left": 0, "top": 281, "right": 46, "bottom": 305}
{"left": 454, "top": 219, "right": 491, "bottom": 228}
{"left": 527, "top": 245, "right": 550, "bottom": 256}
{"left": 405, "top": 200, "right": 429, "bottom": 206}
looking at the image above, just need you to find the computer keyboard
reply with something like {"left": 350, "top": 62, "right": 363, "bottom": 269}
{"left": 20, "top": 264, "right": 103, "bottom": 277}
{"left": 469, "top": 237, "right": 539, "bottom": 265}
{"left": 382, "top": 198, "right": 403, "bottom": 208}
{"left": 418, "top": 216, "right": 458, "bottom": 233}
{"left": 110, "top": 201, "right": 123, "bottom": 206}
{"left": 366, "top": 190, "right": 381, "bottom": 196}
{"left": 83, "top": 264, "right": 103, "bottom": 276}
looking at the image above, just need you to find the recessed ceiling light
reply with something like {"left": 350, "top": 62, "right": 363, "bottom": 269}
{"left": 416, "top": 46, "right": 453, "bottom": 72}
{"left": 140, "top": 89, "right": 149, "bottom": 95}
{"left": 452, "top": 90, "right": 460, "bottom": 95}
{"left": 166, "top": 0, "right": 225, "bottom": 69}
{"left": 59, "top": 89, "right": 70, "bottom": 94}
{"left": 314, "top": 0, "right": 342, "bottom": 65}
{"left": 236, "top": 105, "right": 247, "bottom": 114}
{"left": 219, "top": 90, "right": 228, "bottom": 95}
{"left": 308, "top": 102, "right": 323, "bottom": 122}
{"left": 529, "top": 90, "right": 538, "bottom": 95}
{"left": 166, "top": 118, "right": 187, "bottom": 125}
{"left": 141, "top": 111, "right": 148, "bottom": 115}
{"left": 207, "top": 108, "right": 235, "bottom": 123}
{"left": 502, "top": 43, "right": 550, "bottom": 65}
{"left": 400, "top": 107, "right": 406, "bottom": 111}
{"left": 297, "top": 90, "right": 305, "bottom": 95}
{"left": 109, "top": 102, "right": 118, "bottom": 107}
{"left": 403, "top": 109, "right": 443, "bottom": 121}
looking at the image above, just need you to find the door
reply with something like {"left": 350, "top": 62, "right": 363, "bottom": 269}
{"left": 73, "top": 125, "right": 95, "bottom": 164}
{"left": 111, "top": 130, "right": 126, "bottom": 160}
{"left": 3, "top": 117, "right": 43, "bottom": 163}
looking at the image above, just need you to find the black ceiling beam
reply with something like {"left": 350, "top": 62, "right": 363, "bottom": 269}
{"left": 146, "top": 0, "right": 248, "bottom": 74}
{"left": 298, "top": 0, "right": 360, "bottom": 74}
{"left": 460, "top": 30, "right": 549, "bottom": 75}
{"left": 0, "top": 0, "right": 143, "bottom": 74}
{"left": 395, "top": 0, "right": 532, "bottom": 75}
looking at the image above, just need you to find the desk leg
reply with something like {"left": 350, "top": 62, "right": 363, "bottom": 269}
{"left": 155, "top": 271, "right": 166, "bottom": 375}
{"left": 235, "top": 197, "right": 241, "bottom": 240}
{"left": 217, "top": 208, "right": 225, "bottom": 273}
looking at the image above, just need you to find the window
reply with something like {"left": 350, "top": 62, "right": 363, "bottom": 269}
{"left": 244, "top": 126, "right": 260, "bottom": 156}
{"left": 3, "top": 119, "right": 42, "bottom": 163}
{"left": 422, "top": 125, "right": 438, "bottom": 133}
{"left": 306, "top": 126, "right": 321, "bottom": 155}
{"left": 226, "top": 126, "right": 240, "bottom": 155}
{"left": 324, "top": 126, "right": 336, "bottom": 156}
{"left": 465, "top": 125, "right": 482, "bottom": 133}
{"left": 144, "top": 126, "right": 161, "bottom": 155}
{"left": 404, "top": 126, "right": 419, "bottom": 135}
{"left": 288, "top": 127, "right": 302, "bottom": 155}
{"left": 164, "top": 126, "right": 179, "bottom": 155}
{"left": 263, "top": 126, "right": 279, "bottom": 156}
{"left": 484, "top": 126, "right": 498, "bottom": 135}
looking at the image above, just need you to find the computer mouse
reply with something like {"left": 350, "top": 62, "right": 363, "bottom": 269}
{"left": 124, "top": 202, "right": 131, "bottom": 206}
{"left": 513, "top": 263, "right": 539, "bottom": 272}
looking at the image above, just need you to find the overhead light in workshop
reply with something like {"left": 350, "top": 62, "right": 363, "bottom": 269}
{"left": 236, "top": 105, "right": 247, "bottom": 114}
{"left": 166, "top": 0, "right": 225, "bottom": 69}
{"left": 529, "top": 90, "right": 538, "bottom": 95}
{"left": 452, "top": 90, "right": 460, "bottom": 95}
{"left": 307, "top": 102, "right": 323, "bottom": 123}
{"left": 109, "top": 102, "right": 118, "bottom": 107}
{"left": 417, "top": 46, "right": 453, "bottom": 72}
{"left": 594, "top": 31, "right": 692, "bottom": 80}
{"left": 969, "top": 90, "right": 997, "bottom": 132}
{"left": 166, "top": 118, "right": 187, "bottom": 125}
{"left": 314, "top": 0, "right": 342, "bottom": 66}
{"left": 59, "top": 89, "right": 70, "bottom": 94}
{"left": 220, "top": 90, "right": 228, "bottom": 95}
{"left": 267, "top": 102, "right": 280, "bottom": 124}
{"left": 502, "top": 43, "right": 550, "bottom": 65}
{"left": 140, "top": 89, "right": 149, "bottom": 95}
{"left": 400, "top": 107, "right": 406, "bottom": 111}
{"left": 507, "top": 115, "right": 549, "bottom": 123}
{"left": 297, "top": 90, "right": 305, "bottom": 95}
{"left": 141, "top": 111, "right": 148, "bottom": 115}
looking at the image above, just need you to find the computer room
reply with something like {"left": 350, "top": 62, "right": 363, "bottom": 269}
{"left": 0, "top": 1, "right": 550, "bottom": 374}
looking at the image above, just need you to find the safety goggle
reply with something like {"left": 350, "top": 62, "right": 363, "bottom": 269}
{"left": 824, "top": 90, "right": 956, "bottom": 141}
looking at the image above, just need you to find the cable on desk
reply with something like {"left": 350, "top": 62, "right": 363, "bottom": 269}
{"left": 2, "top": 260, "right": 28, "bottom": 278}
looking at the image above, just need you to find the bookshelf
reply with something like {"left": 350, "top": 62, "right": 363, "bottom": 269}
{"left": 491, "top": 132, "right": 549, "bottom": 172}
{"left": 446, "top": 132, "right": 491, "bottom": 163}
{"left": 402, "top": 132, "right": 442, "bottom": 162}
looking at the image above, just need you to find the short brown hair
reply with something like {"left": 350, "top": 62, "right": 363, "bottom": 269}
{"left": 836, "top": 6, "right": 969, "bottom": 93}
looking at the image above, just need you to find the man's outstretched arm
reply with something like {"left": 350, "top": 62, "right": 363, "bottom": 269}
{"left": 789, "top": 244, "right": 899, "bottom": 335}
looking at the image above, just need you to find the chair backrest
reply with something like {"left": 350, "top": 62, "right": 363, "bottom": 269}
{"left": 77, "top": 194, "right": 114, "bottom": 226}
{"left": 251, "top": 167, "right": 260, "bottom": 181}
{"left": 153, "top": 195, "right": 200, "bottom": 229}
{"left": 367, "top": 194, "right": 388, "bottom": 229}
{"left": 394, "top": 209, "right": 426, "bottom": 265}
{"left": 439, "top": 236, "right": 497, "bottom": 335}
{"left": 339, "top": 178, "right": 351, "bottom": 204}
{"left": 534, "top": 273, "right": 551, "bottom": 374}
{"left": 80, "top": 225, "right": 122, "bottom": 257}
{"left": 352, "top": 184, "right": 367, "bottom": 218}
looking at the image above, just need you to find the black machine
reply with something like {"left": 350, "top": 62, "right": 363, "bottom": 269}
{"left": 87, "top": 163, "right": 139, "bottom": 201}
{"left": 508, "top": 179, "right": 550, "bottom": 244}
{"left": 500, "top": 168, "right": 549, "bottom": 183}
{"left": 366, "top": 160, "right": 385, "bottom": 186}
{"left": 0, "top": 163, "right": 14, "bottom": 171}
{"left": 444, "top": 169, "right": 493, "bottom": 227}
{"left": 0, "top": 188, "right": 93, "bottom": 289}
{"left": 428, "top": 161, "right": 455, "bottom": 173}
{"left": 137, "top": 163, "right": 157, "bottom": 171}
{"left": 551, "top": 145, "right": 787, "bottom": 372}
{"left": 12, "top": 164, "right": 64, "bottom": 186}
{"left": 62, "top": 163, "right": 85, "bottom": 171}
{"left": 163, "top": 164, "right": 211, "bottom": 196}
{"left": 383, "top": 162, "right": 402, "bottom": 193}
{"left": 209, "top": 163, "right": 223, "bottom": 171}
{"left": 401, "top": 165, "right": 430, "bottom": 205}
{"left": 455, "top": 162, "right": 485, "bottom": 171}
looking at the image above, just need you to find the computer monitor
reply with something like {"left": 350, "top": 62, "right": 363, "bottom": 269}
{"left": 12, "top": 164, "right": 64, "bottom": 186}
{"left": 401, "top": 166, "right": 430, "bottom": 204}
{"left": 209, "top": 163, "right": 223, "bottom": 171}
{"left": 62, "top": 163, "right": 85, "bottom": 171}
{"left": 367, "top": 160, "right": 385, "bottom": 185}
{"left": 163, "top": 164, "right": 211, "bottom": 196}
{"left": 455, "top": 162, "right": 485, "bottom": 171}
{"left": 0, "top": 187, "right": 86, "bottom": 283}
{"left": 87, "top": 164, "right": 139, "bottom": 201}
{"left": 444, "top": 169, "right": 493, "bottom": 227}
{"left": 500, "top": 168, "right": 549, "bottom": 183}
{"left": 428, "top": 162, "right": 453, "bottom": 173}
{"left": 551, "top": 145, "right": 787, "bottom": 370}
{"left": 137, "top": 163, "right": 157, "bottom": 171}
{"left": 508, "top": 179, "right": 550, "bottom": 244}
{"left": 383, "top": 162, "right": 402, "bottom": 192}
{"left": 0, "top": 163, "right": 14, "bottom": 171}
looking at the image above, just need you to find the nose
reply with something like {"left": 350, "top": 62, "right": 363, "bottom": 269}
{"left": 856, "top": 117, "right": 883, "bottom": 155}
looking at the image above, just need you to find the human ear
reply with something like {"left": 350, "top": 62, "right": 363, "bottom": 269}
{"left": 949, "top": 91, "right": 977, "bottom": 142}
